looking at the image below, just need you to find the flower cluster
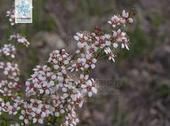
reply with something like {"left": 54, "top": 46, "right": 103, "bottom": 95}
{"left": 23, "top": 47, "right": 99, "bottom": 125}
{"left": 108, "top": 10, "right": 133, "bottom": 28}
{"left": 0, "top": 97, "right": 21, "bottom": 115}
{"left": 6, "top": 9, "right": 15, "bottom": 26}
{"left": 0, "top": 62, "right": 20, "bottom": 81}
{"left": 1, "top": 8, "right": 31, "bottom": 124}
{"left": 62, "top": 110, "right": 79, "bottom": 126}
{"left": 25, "top": 65, "right": 57, "bottom": 96}
{"left": 1, "top": 9, "right": 133, "bottom": 126}
{"left": 0, "top": 80, "right": 19, "bottom": 96}
{"left": 0, "top": 46, "right": 21, "bottom": 118}
{"left": 48, "top": 49, "right": 70, "bottom": 71}
{"left": 0, "top": 44, "right": 16, "bottom": 58}
{"left": 112, "top": 29, "right": 129, "bottom": 50}
{"left": 19, "top": 99, "right": 52, "bottom": 124}
{"left": 76, "top": 74, "right": 97, "bottom": 97}
{"left": 9, "top": 34, "right": 30, "bottom": 47}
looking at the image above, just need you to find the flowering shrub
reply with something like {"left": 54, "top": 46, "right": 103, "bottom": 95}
{"left": 0, "top": 4, "right": 133, "bottom": 126}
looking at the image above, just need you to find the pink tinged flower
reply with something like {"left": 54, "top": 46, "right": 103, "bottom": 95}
{"left": 108, "top": 15, "right": 120, "bottom": 27}
{"left": 81, "top": 79, "right": 97, "bottom": 97}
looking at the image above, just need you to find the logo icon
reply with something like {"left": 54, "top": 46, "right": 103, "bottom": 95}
{"left": 15, "top": 0, "right": 32, "bottom": 23}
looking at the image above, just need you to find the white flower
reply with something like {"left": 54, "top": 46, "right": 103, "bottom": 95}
{"left": 122, "top": 10, "right": 129, "bottom": 18}
{"left": 128, "top": 18, "right": 133, "bottom": 23}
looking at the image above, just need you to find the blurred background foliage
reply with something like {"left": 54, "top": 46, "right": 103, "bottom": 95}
{"left": 0, "top": 0, "right": 170, "bottom": 126}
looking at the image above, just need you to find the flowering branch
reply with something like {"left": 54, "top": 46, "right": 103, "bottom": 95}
{"left": 1, "top": 5, "right": 133, "bottom": 126}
